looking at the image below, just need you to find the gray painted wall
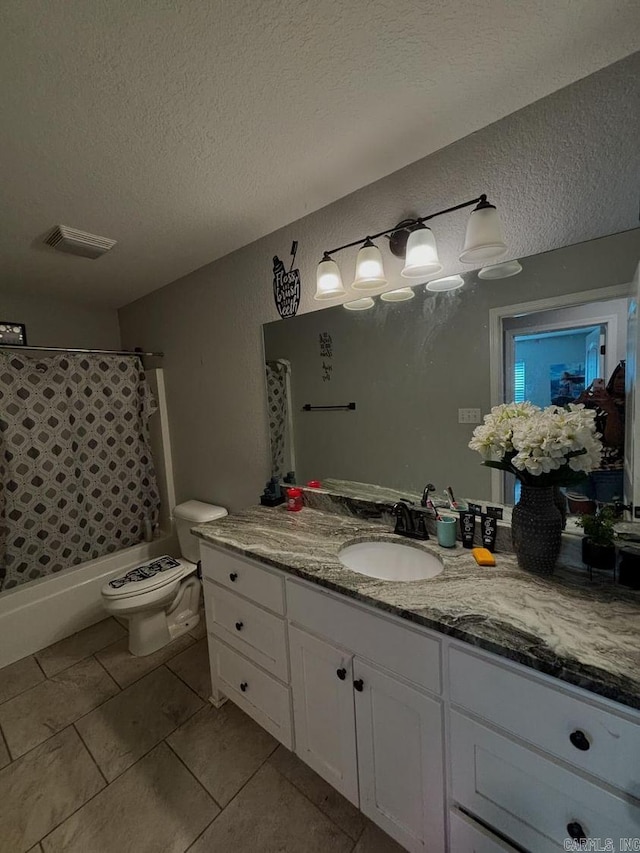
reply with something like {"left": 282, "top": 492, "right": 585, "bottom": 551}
{"left": 119, "top": 52, "right": 640, "bottom": 512}
{"left": 1, "top": 290, "right": 121, "bottom": 349}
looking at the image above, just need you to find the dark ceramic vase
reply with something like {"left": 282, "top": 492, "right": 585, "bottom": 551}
{"left": 511, "top": 485, "right": 563, "bottom": 576}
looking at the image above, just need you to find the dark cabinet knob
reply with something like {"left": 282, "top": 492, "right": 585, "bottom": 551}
{"left": 569, "top": 730, "right": 590, "bottom": 751}
{"left": 567, "top": 822, "right": 587, "bottom": 842}
{"left": 235, "top": 621, "right": 244, "bottom": 631}
{"left": 353, "top": 678, "right": 364, "bottom": 692}
{"left": 229, "top": 572, "right": 238, "bottom": 582}
{"left": 336, "top": 668, "right": 347, "bottom": 680}
{"left": 240, "top": 681, "right": 248, "bottom": 692}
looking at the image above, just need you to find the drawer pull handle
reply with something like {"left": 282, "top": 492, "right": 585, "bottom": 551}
{"left": 567, "top": 821, "right": 587, "bottom": 842}
{"left": 229, "top": 572, "right": 238, "bottom": 582}
{"left": 569, "top": 730, "right": 590, "bottom": 751}
{"left": 240, "top": 681, "right": 248, "bottom": 692}
{"left": 235, "top": 621, "right": 244, "bottom": 631}
{"left": 336, "top": 668, "right": 347, "bottom": 680}
{"left": 353, "top": 678, "right": 364, "bottom": 692}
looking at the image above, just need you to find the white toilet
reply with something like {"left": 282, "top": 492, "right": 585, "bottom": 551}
{"left": 101, "top": 500, "right": 227, "bottom": 656}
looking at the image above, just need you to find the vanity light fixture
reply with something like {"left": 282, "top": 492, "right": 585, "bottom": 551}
{"left": 344, "top": 296, "right": 376, "bottom": 311}
{"left": 315, "top": 254, "right": 346, "bottom": 300}
{"left": 314, "top": 194, "right": 507, "bottom": 300}
{"left": 352, "top": 239, "right": 387, "bottom": 290}
{"left": 478, "top": 259, "right": 523, "bottom": 280}
{"left": 380, "top": 288, "right": 415, "bottom": 302}
{"left": 459, "top": 199, "right": 507, "bottom": 264}
{"left": 426, "top": 274, "right": 465, "bottom": 292}
{"left": 401, "top": 226, "right": 442, "bottom": 278}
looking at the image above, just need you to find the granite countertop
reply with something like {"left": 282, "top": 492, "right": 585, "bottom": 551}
{"left": 192, "top": 505, "right": 640, "bottom": 711}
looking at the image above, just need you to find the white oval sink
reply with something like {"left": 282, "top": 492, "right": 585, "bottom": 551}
{"left": 338, "top": 540, "right": 443, "bottom": 582}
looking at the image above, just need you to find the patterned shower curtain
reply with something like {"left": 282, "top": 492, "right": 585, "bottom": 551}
{"left": 0, "top": 353, "right": 160, "bottom": 590}
{"left": 266, "top": 360, "right": 294, "bottom": 479}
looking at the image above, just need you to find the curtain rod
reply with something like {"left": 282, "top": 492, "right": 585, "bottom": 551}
{"left": 0, "top": 345, "right": 164, "bottom": 357}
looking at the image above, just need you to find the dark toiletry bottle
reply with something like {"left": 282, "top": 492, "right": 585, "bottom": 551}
{"left": 459, "top": 511, "right": 475, "bottom": 549}
{"left": 481, "top": 513, "right": 497, "bottom": 553}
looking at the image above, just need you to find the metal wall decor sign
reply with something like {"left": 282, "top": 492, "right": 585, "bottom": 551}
{"left": 273, "top": 241, "right": 301, "bottom": 319}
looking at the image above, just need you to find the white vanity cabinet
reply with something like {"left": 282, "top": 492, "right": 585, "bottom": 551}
{"left": 288, "top": 622, "right": 445, "bottom": 853}
{"left": 199, "top": 541, "right": 640, "bottom": 853}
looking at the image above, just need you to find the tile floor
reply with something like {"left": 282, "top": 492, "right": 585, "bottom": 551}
{"left": 0, "top": 616, "right": 405, "bottom": 852}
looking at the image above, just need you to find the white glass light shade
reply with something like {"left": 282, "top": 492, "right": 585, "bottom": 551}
{"left": 344, "top": 296, "right": 375, "bottom": 311}
{"left": 352, "top": 242, "right": 387, "bottom": 290}
{"left": 380, "top": 287, "right": 415, "bottom": 302}
{"left": 314, "top": 257, "right": 346, "bottom": 300}
{"left": 401, "top": 226, "right": 442, "bottom": 278}
{"left": 478, "top": 259, "right": 522, "bottom": 280}
{"left": 459, "top": 205, "right": 507, "bottom": 264}
{"left": 426, "top": 274, "right": 465, "bottom": 292}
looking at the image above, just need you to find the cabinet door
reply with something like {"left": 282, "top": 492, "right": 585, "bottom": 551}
{"left": 353, "top": 659, "right": 445, "bottom": 853}
{"left": 289, "top": 626, "right": 359, "bottom": 805}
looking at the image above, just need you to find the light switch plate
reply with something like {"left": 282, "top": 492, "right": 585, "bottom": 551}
{"left": 458, "top": 408, "right": 482, "bottom": 424}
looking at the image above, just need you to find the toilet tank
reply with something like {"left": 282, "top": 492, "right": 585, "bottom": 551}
{"left": 173, "top": 500, "right": 228, "bottom": 563}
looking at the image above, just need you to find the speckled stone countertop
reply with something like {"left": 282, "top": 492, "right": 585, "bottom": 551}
{"left": 193, "top": 505, "right": 640, "bottom": 711}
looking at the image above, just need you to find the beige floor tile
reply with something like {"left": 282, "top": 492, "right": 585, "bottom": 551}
{"left": 0, "top": 726, "right": 105, "bottom": 853}
{"left": 0, "top": 657, "right": 119, "bottom": 759}
{"left": 35, "top": 618, "right": 126, "bottom": 677}
{"left": 95, "top": 632, "right": 194, "bottom": 688}
{"left": 41, "top": 742, "right": 218, "bottom": 853}
{"left": 269, "top": 744, "right": 366, "bottom": 840}
{"left": 166, "top": 637, "right": 211, "bottom": 700}
{"left": 353, "top": 822, "right": 407, "bottom": 852}
{"left": 167, "top": 702, "right": 276, "bottom": 806}
{"left": 0, "top": 729, "right": 9, "bottom": 769}
{"left": 76, "top": 665, "right": 203, "bottom": 781}
{"left": 188, "top": 763, "right": 352, "bottom": 853}
{"left": 0, "top": 655, "right": 45, "bottom": 705}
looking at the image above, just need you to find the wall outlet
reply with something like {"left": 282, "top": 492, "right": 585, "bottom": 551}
{"left": 458, "top": 408, "right": 482, "bottom": 424}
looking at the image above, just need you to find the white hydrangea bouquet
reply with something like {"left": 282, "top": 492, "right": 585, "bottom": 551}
{"left": 469, "top": 402, "right": 603, "bottom": 487}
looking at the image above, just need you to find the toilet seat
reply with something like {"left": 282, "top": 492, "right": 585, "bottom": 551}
{"left": 101, "top": 556, "right": 195, "bottom": 600}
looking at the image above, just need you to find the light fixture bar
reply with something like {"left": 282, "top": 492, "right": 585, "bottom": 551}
{"left": 321, "top": 194, "right": 488, "bottom": 258}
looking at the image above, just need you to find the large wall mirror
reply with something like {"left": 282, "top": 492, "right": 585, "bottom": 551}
{"left": 263, "top": 228, "right": 640, "bottom": 510}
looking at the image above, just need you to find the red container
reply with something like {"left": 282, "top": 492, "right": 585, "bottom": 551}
{"left": 306, "top": 480, "right": 322, "bottom": 489}
{"left": 286, "top": 487, "right": 303, "bottom": 512}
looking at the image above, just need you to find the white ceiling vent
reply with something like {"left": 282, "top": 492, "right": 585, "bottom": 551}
{"left": 44, "top": 225, "right": 116, "bottom": 259}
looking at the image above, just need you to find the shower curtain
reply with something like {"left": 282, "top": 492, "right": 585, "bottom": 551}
{"left": 266, "top": 360, "right": 295, "bottom": 479}
{"left": 0, "top": 352, "right": 160, "bottom": 590}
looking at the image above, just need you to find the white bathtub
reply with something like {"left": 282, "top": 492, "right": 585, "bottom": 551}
{"left": 0, "top": 533, "right": 178, "bottom": 669}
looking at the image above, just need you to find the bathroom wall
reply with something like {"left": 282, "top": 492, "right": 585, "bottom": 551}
{"left": 119, "top": 52, "right": 640, "bottom": 512}
{"left": 1, "top": 289, "right": 121, "bottom": 349}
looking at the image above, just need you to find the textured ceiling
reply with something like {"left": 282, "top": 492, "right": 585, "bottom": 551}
{"left": 1, "top": 1, "right": 639, "bottom": 308}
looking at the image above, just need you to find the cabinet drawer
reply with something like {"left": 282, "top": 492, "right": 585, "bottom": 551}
{"left": 450, "top": 711, "right": 640, "bottom": 853}
{"left": 207, "top": 636, "right": 292, "bottom": 749}
{"left": 204, "top": 581, "right": 289, "bottom": 681}
{"left": 200, "top": 544, "right": 285, "bottom": 614}
{"left": 287, "top": 580, "right": 441, "bottom": 694}
{"left": 449, "top": 809, "right": 519, "bottom": 853}
{"left": 449, "top": 646, "right": 640, "bottom": 795}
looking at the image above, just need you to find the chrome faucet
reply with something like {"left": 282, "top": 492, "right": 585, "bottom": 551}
{"left": 390, "top": 500, "right": 430, "bottom": 540}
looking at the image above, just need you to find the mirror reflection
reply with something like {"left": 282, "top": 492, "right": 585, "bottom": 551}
{"left": 263, "top": 228, "right": 640, "bottom": 509}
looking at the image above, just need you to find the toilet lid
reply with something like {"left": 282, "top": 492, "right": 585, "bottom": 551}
{"left": 101, "top": 555, "right": 187, "bottom": 599}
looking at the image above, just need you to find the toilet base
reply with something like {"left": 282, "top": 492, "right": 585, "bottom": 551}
{"left": 129, "top": 609, "right": 172, "bottom": 657}
{"left": 127, "top": 576, "right": 202, "bottom": 657}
